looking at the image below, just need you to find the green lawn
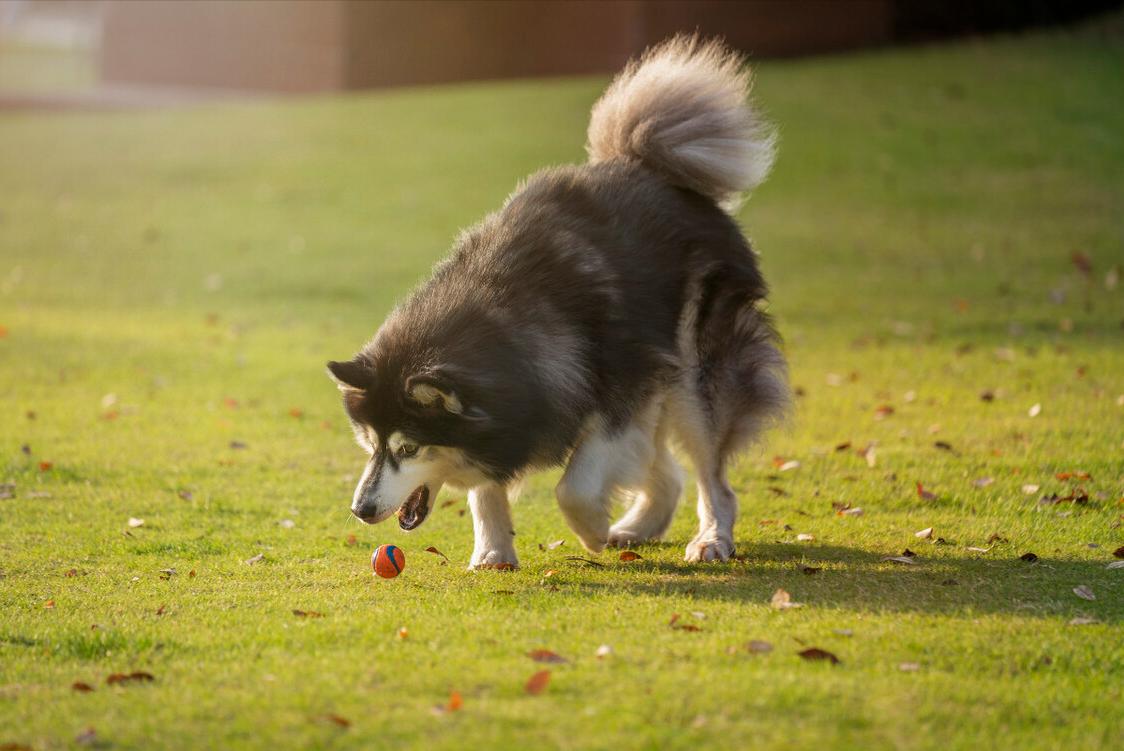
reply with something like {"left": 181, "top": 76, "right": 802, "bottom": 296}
{"left": 2, "top": 18, "right": 1122, "bottom": 751}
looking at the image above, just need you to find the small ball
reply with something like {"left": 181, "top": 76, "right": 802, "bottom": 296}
{"left": 372, "top": 544, "right": 405, "bottom": 578}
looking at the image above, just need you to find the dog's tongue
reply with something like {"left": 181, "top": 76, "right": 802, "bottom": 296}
{"left": 397, "top": 486, "right": 430, "bottom": 530}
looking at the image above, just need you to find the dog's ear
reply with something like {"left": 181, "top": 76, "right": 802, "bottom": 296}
{"left": 405, "top": 371, "right": 487, "bottom": 421}
{"left": 327, "top": 359, "right": 373, "bottom": 392}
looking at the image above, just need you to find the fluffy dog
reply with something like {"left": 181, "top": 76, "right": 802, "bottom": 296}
{"left": 328, "top": 36, "right": 788, "bottom": 568}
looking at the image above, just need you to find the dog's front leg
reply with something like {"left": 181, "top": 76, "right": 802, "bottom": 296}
{"left": 468, "top": 482, "right": 519, "bottom": 570}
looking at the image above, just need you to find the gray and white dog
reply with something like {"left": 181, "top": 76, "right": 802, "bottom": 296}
{"left": 328, "top": 36, "right": 788, "bottom": 568}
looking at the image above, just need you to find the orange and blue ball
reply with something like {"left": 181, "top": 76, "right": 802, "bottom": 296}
{"left": 372, "top": 544, "right": 405, "bottom": 578}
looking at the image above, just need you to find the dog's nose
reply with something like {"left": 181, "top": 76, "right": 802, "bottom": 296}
{"left": 351, "top": 503, "right": 378, "bottom": 524}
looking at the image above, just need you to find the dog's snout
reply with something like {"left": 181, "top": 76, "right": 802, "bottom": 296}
{"left": 351, "top": 500, "right": 379, "bottom": 523}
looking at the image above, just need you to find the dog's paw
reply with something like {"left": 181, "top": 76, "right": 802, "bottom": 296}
{"left": 684, "top": 535, "right": 735, "bottom": 563}
{"left": 469, "top": 548, "right": 519, "bottom": 571}
{"left": 607, "top": 524, "right": 659, "bottom": 548}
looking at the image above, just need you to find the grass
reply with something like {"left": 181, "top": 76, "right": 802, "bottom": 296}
{"left": 1, "top": 17, "right": 1123, "bottom": 751}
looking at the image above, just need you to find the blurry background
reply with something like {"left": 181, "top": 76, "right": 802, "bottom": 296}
{"left": 0, "top": 0, "right": 1119, "bottom": 106}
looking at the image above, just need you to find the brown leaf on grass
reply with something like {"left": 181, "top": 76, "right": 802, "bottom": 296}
{"left": 1069, "top": 616, "right": 1099, "bottom": 626}
{"left": 986, "top": 533, "right": 1008, "bottom": 544}
{"left": 618, "top": 550, "right": 642, "bottom": 562}
{"left": 38, "top": 461, "right": 53, "bottom": 472}
{"left": 525, "top": 670, "right": 551, "bottom": 695}
{"left": 934, "top": 441, "right": 954, "bottom": 451}
{"left": 106, "top": 671, "right": 154, "bottom": 685}
{"left": 801, "top": 566, "right": 822, "bottom": 575}
{"left": 1073, "top": 585, "right": 1095, "bottom": 601}
{"left": 292, "top": 609, "right": 323, "bottom": 618}
{"left": 440, "top": 498, "right": 459, "bottom": 509}
{"left": 288, "top": 407, "right": 304, "bottom": 419}
{"left": 1071, "top": 250, "right": 1093, "bottom": 275}
{"left": 796, "top": 533, "right": 815, "bottom": 542}
{"left": 834, "top": 441, "right": 852, "bottom": 451}
{"left": 973, "top": 477, "right": 995, "bottom": 488}
{"left": 43, "top": 600, "right": 55, "bottom": 609}
{"left": 882, "top": 556, "right": 916, "bottom": 565}
{"left": 447, "top": 691, "right": 463, "bottom": 712}
{"left": 1112, "top": 546, "right": 1124, "bottom": 558}
{"left": 322, "top": 714, "right": 350, "bottom": 728}
{"left": 901, "top": 548, "right": 917, "bottom": 557}
{"left": 669, "top": 613, "right": 703, "bottom": 630}
{"left": 746, "top": 640, "right": 774, "bottom": 653}
{"left": 1055, "top": 471, "right": 1092, "bottom": 481}
{"left": 528, "top": 649, "right": 568, "bottom": 664}
{"left": 397, "top": 627, "right": 409, "bottom": 639}
{"left": 75, "top": 728, "right": 97, "bottom": 746}
{"left": 65, "top": 568, "right": 78, "bottom": 577}
{"left": 155, "top": 604, "right": 166, "bottom": 616}
{"left": 915, "top": 527, "right": 933, "bottom": 539}
{"left": 245, "top": 553, "right": 264, "bottom": 565}
{"left": 770, "top": 589, "right": 803, "bottom": 609}
{"left": 768, "top": 486, "right": 788, "bottom": 496}
{"left": 797, "top": 647, "right": 840, "bottom": 665}
{"left": 966, "top": 546, "right": 992, "bottom": 553}
{"left": 916, "top": 483, "right": 936, "bottom": 500}
{"left": 898, "top": 662, "right": 921, "bottom": 672}
{"left": 177, "top": 490, "right": 193, "bottom": 501}
{"left": 229, "top": 440, "right": 248, "bottom": 450}
{"left": 425, "top": 546, "right": 449, "bottom": 563}
{"left": 345, "top": 534, "right": 357, "bottom": 546}
{"left": 72, "top": 681, "right": 95, "bottom": 692}
{"left": 980, "top": 389, "right": 995, "bottom": 402}
{"left": 874, "top": 405, "right": 894, "bottom": 420}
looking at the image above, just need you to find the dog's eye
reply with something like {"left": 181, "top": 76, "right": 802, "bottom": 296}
{"left": 397, "top": 443, "right": 419, "bottom": 458}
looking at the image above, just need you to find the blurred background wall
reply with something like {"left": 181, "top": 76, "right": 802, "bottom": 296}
{"left": 1, "top": 0, "right": 1120, "bottom": 98}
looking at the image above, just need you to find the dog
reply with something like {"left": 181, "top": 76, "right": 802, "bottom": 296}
{"left": 328, "top": 36, "right": 788, "bottom": 568}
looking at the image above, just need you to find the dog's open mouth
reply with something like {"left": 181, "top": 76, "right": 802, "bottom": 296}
{"left": 396, "top": 486, "right": 430, "bottom": 531}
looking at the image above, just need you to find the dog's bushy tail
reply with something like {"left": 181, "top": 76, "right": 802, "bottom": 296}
{"left": 586, "top": 35, "right": 775, "bottom": 209}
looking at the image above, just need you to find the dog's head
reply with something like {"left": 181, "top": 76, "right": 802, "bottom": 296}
{"left": 327, "top": 356, "right": 498, "bottom": 530}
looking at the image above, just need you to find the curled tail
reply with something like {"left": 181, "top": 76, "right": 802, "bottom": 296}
{"left": 586, "top": 35, "right": 775, "bottom": 209}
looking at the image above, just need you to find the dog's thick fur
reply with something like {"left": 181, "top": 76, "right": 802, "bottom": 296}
{"left": 329, "top": 36, "right": 789, "bottom": 568}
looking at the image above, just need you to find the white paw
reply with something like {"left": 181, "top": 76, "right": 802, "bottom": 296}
{"left": 468, "top": 548, "right": 519, "bottom": 571}
{"left": 608, "top": 524, "right": 661, "bottom": 548}
{"left": 684, "top": 535, "right": 735, "bottom": 562}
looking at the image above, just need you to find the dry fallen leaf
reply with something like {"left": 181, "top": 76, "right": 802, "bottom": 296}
{"left": 916, "top": 483, "right": 936, "bottom": 500}
{"left": 965, "top": 546, "right": 992, "bottom": 553}
{"left": 1069, "top": 616, "right": 1099, "bottom": 626}
{"left": 898, "top": 662, "right": 921, "bottom": 672}
{"left": 1028, "top": 403, "right": 1041, "bottom": 418}
{"left": 397, "top": 627, "right": 409, "bottom": 639}
{"left": 1107, "top": 561, "right": 1124, "bottom": 570}
{"left": 245, "top": 553, "right": 264, "bottom": 565}
{"left": 75, "top": 728, "right": 97, "bottom": 746}
{"left": 801, "top": 566, "right": 822, "bottom": 575}
{"left": 447, "top": 691, "right": 463, "bottom": 712}
{"left": 778, "top": 459, "right": 800, "bottom": 472}
{"left": 127, "top": 517, "right": 144, "bottom": 528}
{"left": 72, "top": 681, "right": 95, "bottom": 693}
{"left": 545, "top": 539, "right": 565, "bottom": 550}
{"left": 292, "top": 610, "right": 324, "bottom": 619}
{"left": 796, "top": 533, "right": 815, "bottom": 542}
{"left": 618, "top": 550, "right": 642, "bottom": 561}
{"left": 668, "top": 613, "right": 703, "bottom": 631}
{"left": 746, "top": 640, "right": 774, "bottom": 653}
{"left": 1072, "top": 585, "right": 1095, "bottom": 601}
{"left": 525, "top": 670, "right": 551, "bottom": 695}
{"left": 840, "top": 507, "right": 864, "bottom": 517}
{"left": 1112, "top": 546, "right": 1124, "bottom": 559}
{"left": 797, "top": 647, "right": 840, "bottom": 665}
{"left": 106, "top": 671, "right": 154, "bottom": 685}
{"left": 973, "top": 477, "right": 995, "bottom": 488}
{"left": 322, "top": 714, "right": 350, "bottom": 728}
{"left": 915, "top": 527, "right": 933, "bottom": 539}
{"left": 424, "top": 546, "right": 449, "bottom": 563}
{"left": 595, "top": 644, "right": 613, "bottom": 659}
{"left": 527, "top": 649, "right": 568, "bottom": 664}
{"left": 1022, "top": 484, "right": 1040, "bottom": 495}
{"left": 1020, "top": 552, "right": 1039, "bottom": 562}
{"left": 345, "top": 534, "right": 357, "bottom": 546}
{"left": 770, "top": 589, "right": 803, "bottom": 609}
{"left": 874, "top": 405, "right": 895, "bottom": 420}
{"left": 882, "top": 556, "right": 915, "bottom": 565}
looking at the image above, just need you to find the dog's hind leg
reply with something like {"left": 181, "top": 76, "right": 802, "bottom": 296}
{"left": 557, "top": 408, "right": 659, "bottom": 553}
{"left": 608, "top": 414, "right": 684, "bottom": 547}
{"left": 468, "top": 482, "right": 519, "bottom": 570}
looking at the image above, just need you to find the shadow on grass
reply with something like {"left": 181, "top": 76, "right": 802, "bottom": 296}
{"left": 564, "top": 542, "right": 1122, "bottom": 622}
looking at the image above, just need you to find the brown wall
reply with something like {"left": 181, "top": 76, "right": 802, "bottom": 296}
{"left": 99, "top": 0, "right": 895, "bottom": 94}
